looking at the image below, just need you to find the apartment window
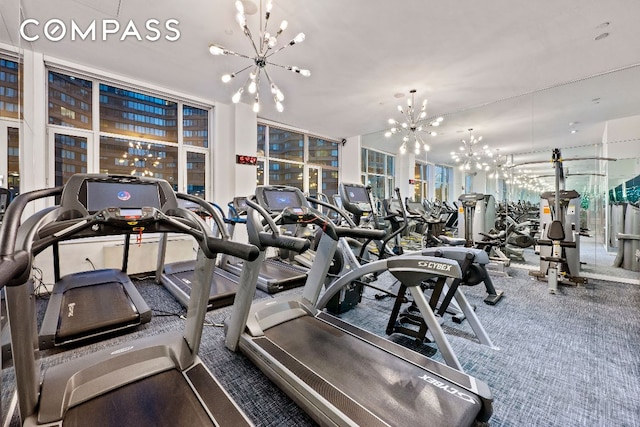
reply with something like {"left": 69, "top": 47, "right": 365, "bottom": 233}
{"left": 7, "top": 127, "right": 20, "bottom": 195}
{"left": 99, "top": 84, "right": 178, "bottom": 142}
{"left": 55, "top": 134, "right": 87, "bottom": 187}
{"left": 48, "top": 71, "right": 92, "bottom": 129}
{"left": 269, "top": 128, "right": 304, "bottom": 162}
{"left": 0, "top": 58, "right": 21, "bottom": 119}
{"left": 183, "top": 105, "right": 208, "bottom": 148}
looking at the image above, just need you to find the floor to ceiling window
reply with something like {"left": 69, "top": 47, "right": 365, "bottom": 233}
{"left": 47, "top": 69, "right": 211, "bottom": 197}
{"left": 360, "top": 148, "right": 395, "bottom": 201}
{"left": 257, "top": 123, "right": 340, "bottom": 198}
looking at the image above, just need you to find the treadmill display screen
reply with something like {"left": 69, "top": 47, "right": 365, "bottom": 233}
{"left": 86, "top": 181, "right": 161, "bottom": 212}
{"left": 264, "top": 190, "right": 301, "bottom": 211}
{"left": 344, "top": 185, "right": 369, "bottom": 203}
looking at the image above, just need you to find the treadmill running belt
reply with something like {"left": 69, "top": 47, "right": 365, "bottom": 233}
{"left": 57, "top": 282, "right": 138, "bottom": 341}
{"left": 261, "top": 316, "right": 481, "bottom": 426}
{"left": 63, "top": 369, "right": 214, "bottom": 427}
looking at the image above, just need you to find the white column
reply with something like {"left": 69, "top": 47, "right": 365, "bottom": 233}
{"left": 20, "top": 49, "right": 48, "bottom": 215}
{"left": 341, "top": 135, "right": 361, "bottom": 183}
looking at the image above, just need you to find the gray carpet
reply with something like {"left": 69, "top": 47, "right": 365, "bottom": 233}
{"left": 2, "top": 267, "right": 640, "bottom": 426}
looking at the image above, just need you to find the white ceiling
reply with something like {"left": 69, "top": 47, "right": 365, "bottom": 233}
{"left": 2, "top": 0, "right": 640, "bottom": 182}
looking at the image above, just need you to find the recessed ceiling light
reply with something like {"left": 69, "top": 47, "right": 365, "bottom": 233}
{"left": 394, "top": 93, "right": 405, "bottom": 98}
{"left": 596, "top": 22, "right": 610, "bottom": 29}
{"left": 594, "top": 32, "right": 609, "bottom": 41}
{"left": 570, "top": 130, "right": 578, "bottom": 134}
{"left": 592, "top": 97, "right": 601, "bottom": 102}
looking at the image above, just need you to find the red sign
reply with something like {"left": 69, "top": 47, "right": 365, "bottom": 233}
{"left": 236, "top": 155, "right": 258, "bottom": 165}
{"left": 408, "top": 179, "right": 416, "bottom": 184}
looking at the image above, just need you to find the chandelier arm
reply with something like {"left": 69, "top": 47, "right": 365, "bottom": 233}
{"left": 265, "top": 40, "right": 299, "bottom": 58}
{"left": 228, "top": 63, "right": 256, "bottom": 77}
{"left": 267, "top": 61, "right": 309, "bottom": 75}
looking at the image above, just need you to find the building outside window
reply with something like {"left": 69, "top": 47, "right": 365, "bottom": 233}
{"left": 360, "top": 148, "right": 395, "bottom": 201}
{"left": 47, "top": 70, "right": 210, "bottom": 197}
{"left": 413, "top": 162, "right": 431, "bottom": 202}
{"left": 0, "top": 56, "right": 22, "bottom": 197}
{"left": 434, "top": 164, "right": 452, "bottom": 202}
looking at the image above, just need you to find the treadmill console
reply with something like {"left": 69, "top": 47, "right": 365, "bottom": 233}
{"left": 52, "top": 174, "right": 180, "bottom": 236}
{"left": 281, "top": 206, "right": 316, "bottom": 224}
{"left": 339, "top": 183, "right": 372, "bottom": 216}
{"left": 255, "top": 186, "right": 307, "bottom": 214}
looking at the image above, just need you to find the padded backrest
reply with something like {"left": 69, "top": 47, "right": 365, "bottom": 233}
{"left": 547, "top": 220, "right": 565, "bottom": 241}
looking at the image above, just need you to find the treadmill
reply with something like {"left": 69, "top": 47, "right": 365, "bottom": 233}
{"left": 225, "top": 185, "right": 493, "bottom": 426}
{"left": 220, "top": 196, "right": 308, "bottom": 294}
{"left": 1, "top": 173, "right": 258, "bottom": 426}
{"left": 155, "top": 201, "right": 240, "bottom": 310}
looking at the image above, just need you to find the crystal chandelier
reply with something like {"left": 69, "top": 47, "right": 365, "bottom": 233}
{"left": 208, "top": 0, "right": 310, "bottom": 113}
{"left": 384, "top": 89, "right": 443, "bottom": 155}
{"left": 451, "top": 128, "right": 492, "bottom": 171}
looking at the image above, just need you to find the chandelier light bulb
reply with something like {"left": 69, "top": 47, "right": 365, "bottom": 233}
{"left": 388, "top": 118, "right": 396, "bottom": 124}
{"left": 248, "top": 80, "right": 257, "bottom": 94}
{"left": 279, "top": 20, "right": 288, "bottom": 31}
{"left": 235, "top": 0, "right": 244, "bottom": 13}
{"left": 414, "top": 147, "right": 420, "bottom": 155}
{"left": 390, "top": 127, "right": 397, "bottom": 133}
{"left": 385, "top": 131, "right": 392, "bottom": 138}
{"left": 397, "top": 105, "right": 404, "bottom": 114}
{"left": 415, "top": 140, "right": 420, "bottom": 149}
{"left": 400, "top": 144, "right": 407, "bottom": 154}
{"left": 209, "top": 44, "right": 225, "bottom": 55}
{"left": 253, "top": 98, "right": 260, "bottom": 113}
{"left": 299, "top": 69, "right": 311, "bottom": 77}
{"left": 465, "top": 164, "right": 471, "bottom": 170}
{"left": 275, "top": 98, "right": 284, "bottom": 112}
{"left": 430, "top": 131, "right": 437, "bottom": 136}
{"left": 401, "top": 122, "right": 408, "bottom": 129}
{"left": 420, "top": 111, "right": 427, "bottom": 119}
{"left": 266, "top": 0, "right": 273, "bottom": 12}
{"left": 292, "top": 33, "right": 305, "bottom": 44}
{"left": 403, "top": 136, "right": 409, "bottom": 142}
{"left": 235, "top": 13, "right": 246, "bottom": 29}
{"left": 221, "top": 73, "right": 234, "bottom": 83}
{"left": 232, "top": 88, "right": 244, "bottom": 103}
{"left": 431, "top": 121, "right": 440, "bottom": 126}
{"left": 423, "top": 144, "right": 430, "bottom": 151}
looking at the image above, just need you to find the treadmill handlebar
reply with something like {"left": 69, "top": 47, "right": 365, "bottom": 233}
{"left": 0, "top": 186, "right": 63, "bottom": 256}
{"left": 335, "top": 226, "right": 387, "bottom": 240}
{"left": 257, "top": 231, "right": 311, "bottom": 254}
{"left": 0, "top": 251, "right": 31, "bottom": 287}
{"left": 206, "top": 236, "right": 260, "bottom": 261}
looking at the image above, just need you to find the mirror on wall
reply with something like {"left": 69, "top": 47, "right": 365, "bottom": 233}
{"left": 361, "top": 64, "right": 640, "bottom": 281}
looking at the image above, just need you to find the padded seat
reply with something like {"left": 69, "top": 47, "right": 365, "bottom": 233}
{"left": 439, "top": 236, "right": 466, "bottom": 246}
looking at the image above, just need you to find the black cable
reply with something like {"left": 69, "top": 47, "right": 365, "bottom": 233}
{"left": 31, "top": 266, "right": 52, "bottom": 299}
{"left": 85, "top": 258, "right": 96, "bottom": 270}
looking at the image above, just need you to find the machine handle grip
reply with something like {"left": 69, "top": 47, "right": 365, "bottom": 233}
{"left": 258, "top": 232, "right": 311, "bottom": 253}
{"left": 0, "top": 186, "right": 63, "bottom": 256}
{"left": 335, "top": 227, "right": 387, "bottom": 240}
{"left": 0, "top": 251, "right": 31, "bottom": 287}
{"left": 206, "top": 237, "right": 260, "bottom": 261}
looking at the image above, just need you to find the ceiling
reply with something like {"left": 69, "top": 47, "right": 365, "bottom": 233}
{"left": 2, "top": 0, "right": 640, "bottom": 181}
